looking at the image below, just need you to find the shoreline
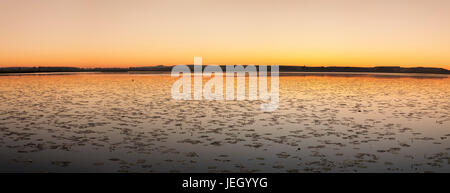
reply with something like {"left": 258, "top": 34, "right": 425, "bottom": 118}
{"left": 0, "top": 66, "right": 449, "bottom": 75}
{"left": 1, "top": 71, "right": 448, "bottom": 79}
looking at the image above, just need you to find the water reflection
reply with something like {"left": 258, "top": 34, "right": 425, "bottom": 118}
{"left": 0, "top": 72, "right": 449, "bottom": 172}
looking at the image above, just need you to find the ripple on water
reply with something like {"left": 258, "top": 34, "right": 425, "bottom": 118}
{"left": 0, "top": 73, "right": 449, "bottom": 172}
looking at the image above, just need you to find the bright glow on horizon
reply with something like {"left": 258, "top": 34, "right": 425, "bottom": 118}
{"left": 0, "top": 0, "right": 449, "bottom": 69}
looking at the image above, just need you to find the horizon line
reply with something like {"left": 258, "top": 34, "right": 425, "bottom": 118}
{"left": 1, "top": 65, "right": 449, "bottom": 70}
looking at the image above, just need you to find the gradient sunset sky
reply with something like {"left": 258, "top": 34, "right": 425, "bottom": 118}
{"left": 0, "top": 0, "right": 449, "bottom": 69}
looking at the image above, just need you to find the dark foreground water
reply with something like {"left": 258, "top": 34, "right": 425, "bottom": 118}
{"left": 0, "top": 72, "right": 449, "bottom": 172}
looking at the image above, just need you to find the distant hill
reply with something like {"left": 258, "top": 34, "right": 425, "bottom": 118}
{"left": 0, "top": 66, "right": 449, "bottom": 74}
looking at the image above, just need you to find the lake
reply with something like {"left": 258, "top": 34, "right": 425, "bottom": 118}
{"left": 0, "top": 72, "right": 449, "bottom": 172}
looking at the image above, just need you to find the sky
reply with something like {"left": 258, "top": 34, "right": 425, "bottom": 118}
{"left": 0, "top": 0, "right": 449, "bottom": 69}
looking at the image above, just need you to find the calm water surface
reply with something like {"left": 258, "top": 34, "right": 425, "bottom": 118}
{"left": 0, "top": 72, "right": 449, "bottom": 172}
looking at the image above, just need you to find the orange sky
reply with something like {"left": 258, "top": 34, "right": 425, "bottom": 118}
{"left": 0, "top": 0, "right": 449, "bottom": 69}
